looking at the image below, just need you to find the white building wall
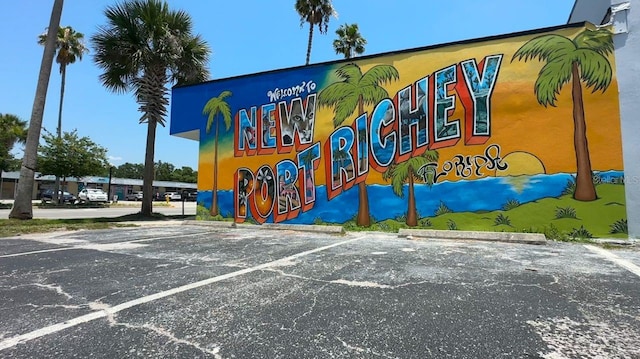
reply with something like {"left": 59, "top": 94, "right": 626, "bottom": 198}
{"left": 570, "top": 0, "right": 640, "bottom": 238}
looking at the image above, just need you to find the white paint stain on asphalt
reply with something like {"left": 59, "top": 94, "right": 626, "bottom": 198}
{"left": 0, "top": 234, "right": 367, "bottom": 351}
{"left": 527, "top": 316, "right": 640, "bottom": 358}
{"left": 329, "top": 279, "right": 392, "bottom": 289}
{"left": 584, "top": 244, "right": 640, "bottom": 278}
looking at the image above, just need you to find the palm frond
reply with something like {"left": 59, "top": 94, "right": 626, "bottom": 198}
{"left": 534, "top": 57, "right": 573, "bottom": 106}
{"left": 360, "top": 85, "right": 389, "bottom": 106}
{"left": 390, "top": 162, "right": 409, "bottom": 197}
{"left": 318, "top": 82, "right": 354, "bottom": 108}
{"left": 381, "top": 163, "right": 395, "bottom": 181}
{"left": 203, "top": 91, "right": 233, "bottom": 133}
{"left": 334, "top": 63, "right": 363, "bottom": 82}
{"left": 574, "top": 49, "right": 612, "bottom": 92}
{"left": 360, "top": 65, "right": 399, "bottom": 87}
{"left": 512, "top": 34, "right": 575, "bottom": 63}
{"left": 573, "top": 28, "right": 614, "bottom": 56}
{"left": 331, "top": 93, "right": 359, "bottom": 127}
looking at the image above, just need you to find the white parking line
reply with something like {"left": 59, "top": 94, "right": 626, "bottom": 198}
{"left": 584, "top": 244, "right": 640, "bottom": 278}
{"left": 0, "top": 231, "right": 212, "bottom": 259}
{"left": 0, "top": 234, "right": 366, "bottom": 351}
{"left": 0, "top": 247, "right": 77, "bottom": 259}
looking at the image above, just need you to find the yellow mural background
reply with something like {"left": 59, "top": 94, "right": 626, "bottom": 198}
{"left": 198, "top": 25, "right": 622, "bottom": 191}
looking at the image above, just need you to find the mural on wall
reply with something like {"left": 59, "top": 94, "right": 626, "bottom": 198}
{"left": 170, "top": 23, "right": 627, "bottom": 238}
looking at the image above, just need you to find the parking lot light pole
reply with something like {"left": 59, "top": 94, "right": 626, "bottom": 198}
{"left": 107, "top": 166, "right": 114, "bottom": 203}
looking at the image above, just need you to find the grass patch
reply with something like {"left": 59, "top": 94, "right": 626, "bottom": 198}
{"left": 0, "top": 213, "right": 194, "bottom": 238}
{"left": 195, "top": 204, "right": 234, "bottom": 221}
{"left": 359, "top": 184, "right": 627, "bottom": 239}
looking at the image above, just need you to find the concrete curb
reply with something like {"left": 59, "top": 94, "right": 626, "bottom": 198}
{"left": 398, "top": 229, "right": 547, "bottom": 245}
{"left": 590, "top": 238, "right": 639, "bottom": 246}
{"left": 182, "top": 220, "right": 344, "bottom": 234}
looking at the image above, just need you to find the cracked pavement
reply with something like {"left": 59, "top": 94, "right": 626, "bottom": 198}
{"left": 0, "top": 224, "right": 639, "bottom": 358}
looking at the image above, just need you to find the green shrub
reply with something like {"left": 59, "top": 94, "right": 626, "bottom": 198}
{"left": 435, "top": 201, "right": 452, "bottom": 216}
{"left": 543, "top": 223, "right": 568, "bottom": 241}
{"left": 418, "top": 217, "right": 432, "bottom": 227}
{"left": 555, "top": 206, "right": 577, "bottom": 219}
{"left": 609, "top": 219, "right": 628, "bottom": 234}
{"left": 494, "top": 213, "right": 512, "bottom": 226}
{"left": 570, "top": 225, "right": 593, "bottom": 240}
{"left": 446, "top": 219, "right": 458, "bottom": 230}
{"left": 562, "top": 177, "right": 576, "bottom": 196}
{"left": 502, "top": 199, "right": 520, "bottom": 211}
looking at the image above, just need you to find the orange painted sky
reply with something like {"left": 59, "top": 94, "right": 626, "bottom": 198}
{"left": 199, "top": 25, "right": 623, "bottom": 190}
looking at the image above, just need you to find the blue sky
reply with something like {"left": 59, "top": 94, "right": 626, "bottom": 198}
{"left": 0, "top": 0, "right": 576, "bottom": 170}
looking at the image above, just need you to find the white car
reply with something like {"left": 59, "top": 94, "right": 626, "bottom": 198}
{"left": 163, "top": 192, "right": 182, "bottom": 201}
{"left": 78, "top": 188, "right": 109, "bottom": 203}
{"left": 126, "top": 191, "right": 143, "bottom": 201}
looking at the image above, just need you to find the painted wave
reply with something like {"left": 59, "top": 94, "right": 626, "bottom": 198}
{"left": 197, "top": 170, "right": 624, "bottom": 224}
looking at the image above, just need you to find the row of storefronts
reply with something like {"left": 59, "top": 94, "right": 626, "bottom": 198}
{"left": 0, "top": 171, "right": 196, "bottom": 201}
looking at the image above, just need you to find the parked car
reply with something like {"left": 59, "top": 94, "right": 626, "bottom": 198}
{"left": 126, "top": 191, "right": 143, "bottom": 201}
{"left": 78, "top": 188, "right": 109, "bottom": 203}
{"left": 163, "top": 192, "right": 182, "bottom": 201}
{"left": 185, "top": 190, "right": 198, "bottom": 202}
{"left": 40, "top": 190, "right": 76, "bottom": 204}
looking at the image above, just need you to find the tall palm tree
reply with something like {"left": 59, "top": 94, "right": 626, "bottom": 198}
{"left": 9, "top": 0, "right": 63, "bottom": 220}
{"left": 38, "top": 26, "right": 88, "bottom": 139}
{"left": 333, "top": 23, "right": 366, "bottom": 59}
{"left": 38, "top": 25, "right": 88, "bottom": 203}
{"left": 382, "top": 151, "right": 439, "bottom": 227}
{"left": 319, "top": 63, "right": 399, "bottom": 226}
{"left": 0, "top": 114, "right": 28, "bottom": 172}
{"left": 513, "top": 28, "right": 613, "bottom": 201}
{"left": 203, "top": 91, "right": 232, "bottom": 216}
{"left": 295, "top": 0, "right": 337, "bottom": 65}
{"left": 92, "top": 0, "right": 210, "bottom": 216}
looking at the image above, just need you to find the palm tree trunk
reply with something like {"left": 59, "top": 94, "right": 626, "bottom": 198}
{"left": 210, "top": 115, "right": 220, "bottom": 216}
{"left": 571, "top": 62, "right": 597, "bottom": 201}
{"left": 356, "top": 181, "right": 370, "bottom": 226}
{"left": 355, "top": 96, "right": 370, "bottom": 226}
{"left": 9, "top": 0, "right": 63, "bottom": 219}
{"left": 406, "top": 169, "right": 417, "bottom": 226}
{"left": 141, "top": 119, "right": 157, "bottom": 216}
{"left": 305, "top": 22, "right": 314, "bottom": 65}
{"left": 58, "top": 65, "right": 66, "bottom": 138}
{"left": 54, "top": 65, "right": 67, "bottom": 204}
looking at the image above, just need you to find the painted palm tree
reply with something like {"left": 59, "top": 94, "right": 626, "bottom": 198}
{"left": 92, "top": 0, "right": 210, "bottom": 216}
{"left": 382, "top": 151, "right": 439, "bottom": 227}
{"left": 333, "top": 23, "right": 366, "bottom": 59}
{"left": 0, "top": 114, "right": 28, "bottom": 172}
{"left": 203, "top": 91, "right": 232, "bottom": 216}
{"left": 295, "top": 0, "right": 337, "bottom": 65}
{"left": 38, "top": 25, "right": 88, "bottom": 203}
{"left": 319, "top": 63, "right": 400, "bottom": 226}
{"left": 9, "top": 0, "right": 62, "bottom": 220}
{"left": 513, "top": 28, "right": 613, "bottom": 201}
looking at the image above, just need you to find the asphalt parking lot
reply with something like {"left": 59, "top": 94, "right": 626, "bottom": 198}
{"left": 0, "top": 223, "right": 639, "bottom": 358}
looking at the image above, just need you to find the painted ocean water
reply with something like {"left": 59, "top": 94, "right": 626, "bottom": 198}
{"left": 197, "top": 170, "right": 624, "bottom": 224}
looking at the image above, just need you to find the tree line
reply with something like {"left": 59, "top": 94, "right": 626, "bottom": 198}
{"left": 1, "top": 118, "right": 197, "bottom": 183}
{"left": 9, "top": 0, "right": 363, "bottom": 218}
